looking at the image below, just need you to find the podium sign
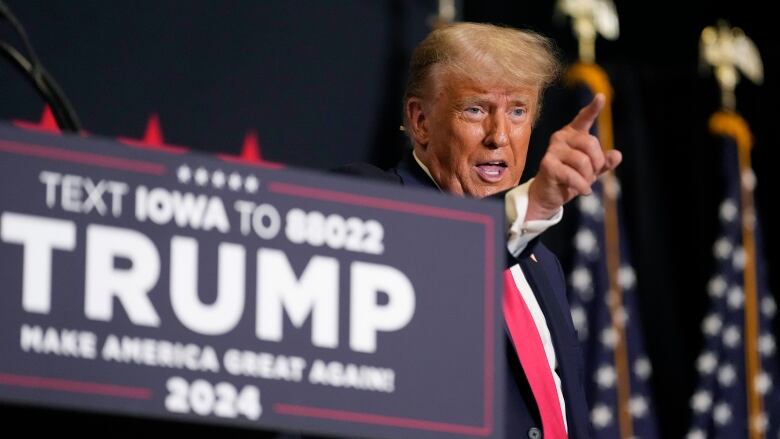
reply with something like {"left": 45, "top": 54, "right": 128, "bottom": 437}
{"left": 0, "top": 124, "right": 504, "bottom": 438}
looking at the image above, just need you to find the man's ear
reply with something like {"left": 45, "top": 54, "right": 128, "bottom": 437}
{"left": 405, "top": 97, "right": 429, "bottom": 148}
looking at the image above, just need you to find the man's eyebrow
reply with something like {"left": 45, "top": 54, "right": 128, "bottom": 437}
{"left": 454, "top": 95, "right": 492, "bottom": 106}
{"left": 508, "top": 96, "right": 530, "bottom": 105}
{"left": 457, "top": 93, "right": 531, "bottom": 103}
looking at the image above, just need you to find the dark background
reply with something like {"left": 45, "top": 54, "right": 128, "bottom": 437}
{"left": 1, "top": 1, "right": 777, "bottom": 437}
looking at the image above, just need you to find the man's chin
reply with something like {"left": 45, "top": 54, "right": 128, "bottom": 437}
{"left": 465, "top": 184, "right": 512, "bottom": 199}
{"left": 467, "top": 171, "right": 518, "bottom": 198}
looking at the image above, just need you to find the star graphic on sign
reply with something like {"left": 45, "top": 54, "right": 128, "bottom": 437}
{"left": 12, "top": 105, "right": 61, "bottom": 133}
{"left": 696, "top": 351, "right": 718, "bottom": 374}
{"left": 758, "top": 333, "right": 776, "bottom": 356}
{"left": 713, "top": 402, "right": 732, "bottom": 426}
{"left": 719, "top": 199, "right": 737, "bottom": 223}
{"left": 726, "top": 285, "right": 744, "bottom": 309}
{"left": 722, "top": 325, "right": 741, "bottom": 348}
{"left": 245, "top": 175, "right": 259, "bottom": 193}
{"left": 595, "top": 364, "right": 616, "bottom": 389}
{"left": 629, "top": 395, "right": 648, "bottom": 418}
{"left": 633, "top": 356, "right": 652, "bottom": 380}
{"left": 713, "top": 237, "right": 733, "bottom": 260}
{"left": 708, "top": 275, "right": 727, "bottom": 298}
{"left": 690, "top": 390, "right": 712, "bottom": 413}
{"left": 717, "top": 363, "right": 736, "bottom": 387}
{"left": 702, "top": 313, "right": 723, "bottom": 336}
{"left": 177, "top": 165, "right": 191, "bottom": 184}
{"left": 194, "top": 167, "right": 209, "bottom": 186}
{"left": 211, "top": 170, "right": 226, "bottom": 188}
{"left": 117, "top": 114, "right": 188, "bottom": 153}
{"left": 590, "top": 404, "right": 613, "bottom": 429}
{"left": 228, "top": 172, "right": 243, "bottom": 191}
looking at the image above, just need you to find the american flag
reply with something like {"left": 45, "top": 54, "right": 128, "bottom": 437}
{"left": 568, "top": 177, "right": 660, "bottom": 439}
{"left": 565, "top": 70, "right": 660, "bottom": 438}
{"left": 686, "top": 115, "right": 780, "bottom": 438}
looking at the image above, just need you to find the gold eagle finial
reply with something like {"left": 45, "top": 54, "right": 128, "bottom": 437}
{"left": 555, "top": 0, "right": 619, "bottom": 63}
{"left": 700, "top": 20, "right": 763, "bottom": 111}
{"left": 428, "top": 0, "right": 457, "bottom": 29}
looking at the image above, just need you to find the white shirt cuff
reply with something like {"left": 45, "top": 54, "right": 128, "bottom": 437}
{"left": 505, "top": 178, "right": 563, "bottom": 257}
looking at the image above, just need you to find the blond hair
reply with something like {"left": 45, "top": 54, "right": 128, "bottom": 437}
{"left": 403, "top": 22, "right": 560, "bottom": 130}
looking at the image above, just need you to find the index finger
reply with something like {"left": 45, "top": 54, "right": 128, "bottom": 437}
{"left": 569, "top": 93, "right": 605, "bottom": 132}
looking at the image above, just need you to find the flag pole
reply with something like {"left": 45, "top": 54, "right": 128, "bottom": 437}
{"left": 566, "top": 63, "right": 632, "bottom": 439}
{"left": 709, "top": 111, "right": 763, "bottom": 439}
{"left": 701, "top": 21, "right": 765, "bottom": 437}
{"left": 559, "top": 1, "right": 629, "bottom": 434}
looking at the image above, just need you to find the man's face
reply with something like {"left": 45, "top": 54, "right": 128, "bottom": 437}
{"left": 412, "top": 70, "right": 538, "bottom": 198}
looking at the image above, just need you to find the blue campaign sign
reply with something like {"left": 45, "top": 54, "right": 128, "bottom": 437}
{"left": 0, "top": 123, "right": 505, "bottom": 438}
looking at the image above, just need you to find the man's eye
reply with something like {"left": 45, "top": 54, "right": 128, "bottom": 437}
{"left": 465, "top": 107, "right": 483, "bottom": 114}
{"left": 511, "top": 108, "right": 527, "bottom": 117}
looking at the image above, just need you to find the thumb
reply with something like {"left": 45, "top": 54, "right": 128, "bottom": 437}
{"left": 599, "top": 149, "right": 623, "bottom": 175}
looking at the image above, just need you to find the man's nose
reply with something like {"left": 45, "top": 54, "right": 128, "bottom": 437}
{"left": 484, "top": 113, "right": 509, "bottom": 149}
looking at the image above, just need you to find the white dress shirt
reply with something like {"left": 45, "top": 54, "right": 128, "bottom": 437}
{"left": 505, "top": 182, "right": 568, "bottom": 432}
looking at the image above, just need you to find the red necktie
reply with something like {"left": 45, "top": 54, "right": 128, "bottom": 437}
{"left": 503, "top": 268, "right": 568, "bottom": 438}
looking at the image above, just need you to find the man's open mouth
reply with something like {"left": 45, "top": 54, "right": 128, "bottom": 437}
{"left": 475, "top": 161, "right": 507, "bottom": 182}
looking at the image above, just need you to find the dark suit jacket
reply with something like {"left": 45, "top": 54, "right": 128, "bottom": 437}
{"left": 338, "top": 152, "right": 591, "bottom": 439}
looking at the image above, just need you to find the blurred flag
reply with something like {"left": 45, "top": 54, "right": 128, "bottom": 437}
{"left": 687, "top": 112, "right": 779, "bottom": 439}
{"left": 566, "top": 63, "right": 660, "bottom": 439}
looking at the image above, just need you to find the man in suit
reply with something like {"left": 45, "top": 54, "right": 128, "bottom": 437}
{"left": 342, "top": 23, "right": 621, "bottom": 438}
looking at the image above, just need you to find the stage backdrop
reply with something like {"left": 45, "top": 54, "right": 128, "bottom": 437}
{"left": 1, "top": 1, "right": 778, "bottom": 438}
